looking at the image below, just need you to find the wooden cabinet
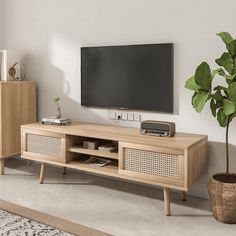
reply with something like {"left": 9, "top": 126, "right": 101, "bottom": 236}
{"left": 21, "top": 122, "right": 207, "bottom": 216}
{"left": 0, "top": 81, "right": 36, "bottom": 174}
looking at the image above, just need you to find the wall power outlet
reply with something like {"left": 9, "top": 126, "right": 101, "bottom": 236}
{"left": 121, "top": 113, "right": 128, "bottom": 120}
{"left": 127, "top": 113, "right": 134, "bottom": 121}
{"left": 134, "top": 114, "right": 141, "bottom": 122}
{"left": 107, "top": 111, "right": 116, "bottom": 120}
{"left": 107, "top": 111, "right": 141, "bottom": 122}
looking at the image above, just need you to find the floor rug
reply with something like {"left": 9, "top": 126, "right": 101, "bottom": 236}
{"left": 0, "top": 199, "right": 111, "bottom": 236}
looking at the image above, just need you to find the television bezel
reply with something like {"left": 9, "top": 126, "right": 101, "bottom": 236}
{"left": 81, "top": 43, "right": 174, "bottom": 113}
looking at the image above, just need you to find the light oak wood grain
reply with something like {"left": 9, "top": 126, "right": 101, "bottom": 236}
{"left": 21, "top": 122, "right": 208, "bottom": 216}
{"left": 21, "top": 130, "right": 66, "bottom": 163}
{"left": 0, "top": 159, "right": 4, "bottom": 175}
{"left": 39, "top": 163, "right": 46, "bottom": 184}
{"left": 164, "top": 187, "right": 171, "bottom": 216}
{"left": 22, "top": 122, "right": 206, "bottom": 150}
{"left": 0, "top": 81, "right": 36, "bottom": 174}
{"left": 0, "top": 81, "right": 36, "bottom": 157}
{"left": 184, "top": 137, "right": 208, "bottom": 189}
{"left": 20, "top": 154, "right": 188, "bottom": 191}
{"left": 68, "top": 146, "right": 118, "bottom": 160}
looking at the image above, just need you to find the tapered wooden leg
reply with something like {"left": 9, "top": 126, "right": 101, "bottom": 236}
{"left": 27, "top": 160, "right": 32, "bottom": 166}
{"left": 39, "top": 163, "right": 46, "bottom": 184}
{"left": 181, "top": 191, "right": 187, "bottom": 201}
{"left": 62, "top": 167, "right": 67, "bottom": 175}
{"left": 164, "top": 187, "right": 171, "bottom": 216}
{"left": 0, "top": 159, "right": 5, "bottom": 175}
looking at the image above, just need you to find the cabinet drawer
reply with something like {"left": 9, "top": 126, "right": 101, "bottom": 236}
{"left": 22, "top": 129, "right": 66, "bottom": 163}
{"left": 119, "top": 142, "right": 184, "bottom": 187}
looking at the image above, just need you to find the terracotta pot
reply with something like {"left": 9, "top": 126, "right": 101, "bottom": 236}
{"left": 208, "top": 173, "right": 236, "bottom": 224}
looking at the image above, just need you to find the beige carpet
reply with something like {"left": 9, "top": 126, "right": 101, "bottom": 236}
{"left": 0, "top": 199, "right": 111, "bottom": 236}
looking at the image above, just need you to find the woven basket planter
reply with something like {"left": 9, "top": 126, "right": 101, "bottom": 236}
{"left": 208, "top": 173, "right": 236, "bottom": 224}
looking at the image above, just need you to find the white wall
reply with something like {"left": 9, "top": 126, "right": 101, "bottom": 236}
{"left": 0, "top": 0, "right": 5, "bottom": 48}
{"left": 2, "top": 0, "right": 236, "bottom": 198}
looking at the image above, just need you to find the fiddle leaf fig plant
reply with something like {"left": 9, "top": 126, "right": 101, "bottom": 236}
{"left": 185, "top": 32, "right": 236, "bottom": 178}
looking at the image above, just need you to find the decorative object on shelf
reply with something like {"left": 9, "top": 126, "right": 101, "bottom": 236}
{"left": 0, "top": 50, "right": 20, "bottom": 81}
{"left": 82, "top": 156, "right": 112, "bottom": 167}
{"left": 83, "top": 140, "right": 99, "bottom": 150}
{"left": 185, "top": 31, "right": 236, "bottom": 224}
{"left": 98, "top": 143, "right": 118, "bottom": 152}
{"left": 140, "top": 120, "right": 175, "bottom": 137}
{"left": 8, "top": 62, "right": 26, "bottom": 81}
{"left": 42, "top": 97, "right": 71, "bottom": 126}
{"left": 42, "top": 117, "right": 71, "bottom": 126}
{"left": 53, "top": 97, "right": 62, "bottom": 118}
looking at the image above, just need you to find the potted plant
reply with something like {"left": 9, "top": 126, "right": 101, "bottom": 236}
{"left": 53, "top": 97, "right": 62, "bottom": 119}
{"left": 185, "top": 32, "right": 236, "bottom": 224}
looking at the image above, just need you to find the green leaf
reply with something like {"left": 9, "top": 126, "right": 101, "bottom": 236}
{"left": 194, "top": 62, "right": 212, "bottom": 90}
{"left": 223, "top": 99, "right": 235, "bottom": 115}
{"left": 218, "top": 69, "right": 226, "bottom": 76}
{"left": 191, "top": 92, "right": 197, "bottom": 106}
{"left": 233, "top": 59, "right": 236, "bottom": 73}
{"left": 217, "top": 108, "right": 229, "bottom": 127}
{"left": 211, "top": 68, "right": 223, "bottom": 79}
{"left": 212, "top": 89, "right": 224, "bottom": 102}
{"left": 192, "top": 91, "right": 209, "bottom": 112}
{"left": 215, "top": 52, "right": 233, "bottom": 74}
{"left": 228, "top": 39, "right": 236, "bottom": 57}
{"left": 217, "top": 32, "right": 233, "bottom": 46}
{"left": 53, "top": 97, "right": 60, "bottom": 102}
{"left": 210, "top": 99, "right": 217, "bottom": 117}
{"left": 225, "top": 74, "right": 236, "bottom": 80}
{"left": 228, "top": 82, "right": 236, "bottom": 102}
{"left": 214, "top": 85, "right": 227, "bottom": 91}
{"left": 185, "top": 76, "right": 200, "bottom": 90}
{"left": 215, "top": 100, "right": 223, "bottom": 109}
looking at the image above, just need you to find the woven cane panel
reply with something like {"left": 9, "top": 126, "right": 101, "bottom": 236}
{"left": 124, "top": 148, "right": 180, "bottom": 179}
{"left": 27, "top": 134, "right": 62, "bottom": 158}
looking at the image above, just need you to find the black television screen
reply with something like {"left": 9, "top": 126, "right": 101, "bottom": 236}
{"left": 81, "top": 43, "right": 173, "bottom": 112}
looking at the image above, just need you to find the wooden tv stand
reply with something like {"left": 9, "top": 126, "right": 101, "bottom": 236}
{"left": 21, "top": 122, "right": 207, "bottom": 216}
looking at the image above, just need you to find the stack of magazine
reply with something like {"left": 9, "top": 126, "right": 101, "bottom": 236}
{"left": 82, "top": 156, "right": 111, "bottom": 167}
{"left": 98, "top": 143, "right": 118, "bottom": 152}
{"left": 42, "top": 117, "right": 71, "bottom": 126}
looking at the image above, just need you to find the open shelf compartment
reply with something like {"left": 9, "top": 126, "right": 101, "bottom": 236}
{"left": 68, "top": 160, "right": 118, "bottom": 175}
{"left": 66, "top": 134, "right": 119, "bottom": 160}
{"left": 68, "top": 145, "right": 118, "bottom": 160}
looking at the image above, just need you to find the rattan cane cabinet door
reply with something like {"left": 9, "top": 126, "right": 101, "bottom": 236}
{"left": 22, "top": 129, "right": 66, "bottom": 163}
{"left": 118, "top": 142, "right": 185, "bottom": 187}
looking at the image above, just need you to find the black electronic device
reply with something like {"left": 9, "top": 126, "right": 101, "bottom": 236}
{"left": 81, "top": 43, "right": 173, "bottom": 113}
{"left": 140, "top": 120, "right": 175, "bottom": 137}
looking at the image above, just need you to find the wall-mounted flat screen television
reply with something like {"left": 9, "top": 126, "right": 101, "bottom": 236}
{"left": 81, "top": 43, "right": 173, "bottom": 112}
